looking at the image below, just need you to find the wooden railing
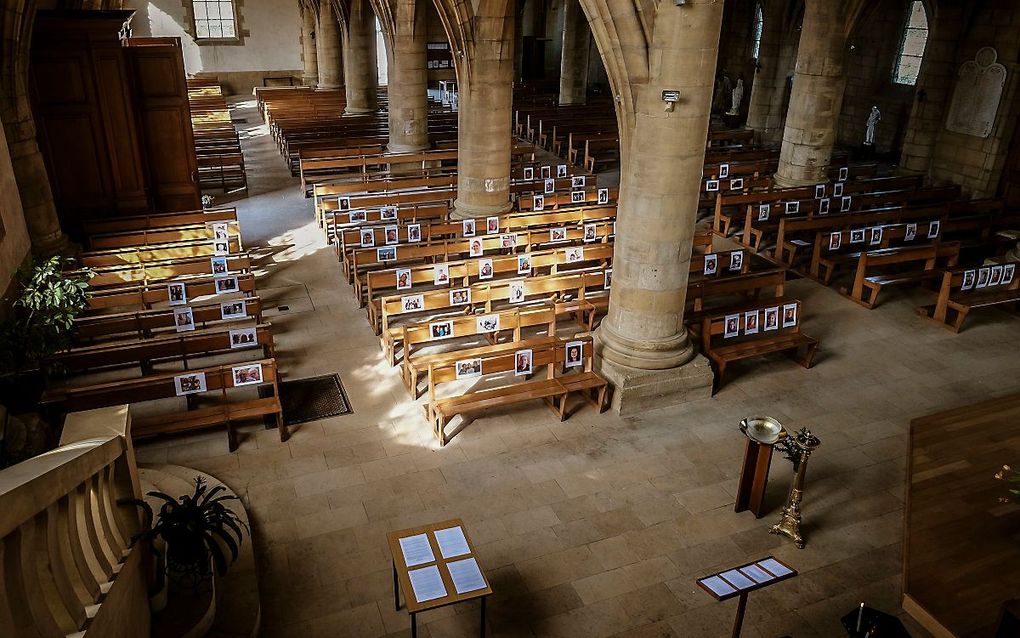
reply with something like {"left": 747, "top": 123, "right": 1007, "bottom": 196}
{"left": 0, "top": 405, "right": 151, "bottom": 638}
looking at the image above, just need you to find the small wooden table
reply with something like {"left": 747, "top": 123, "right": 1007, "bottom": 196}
{"left": 386, "top": 518, "right": 492, "bottom": 638}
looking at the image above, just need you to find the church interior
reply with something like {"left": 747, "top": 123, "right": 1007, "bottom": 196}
{"left": 0, "top": 0, "right": 1018, "bottom": 636}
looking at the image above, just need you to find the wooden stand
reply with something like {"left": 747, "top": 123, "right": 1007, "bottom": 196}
{"left": 697, "top": 556, "right": 798, "bottom": 638}
{"left": 734, "top": 439, "right": 773, "bottom": 518}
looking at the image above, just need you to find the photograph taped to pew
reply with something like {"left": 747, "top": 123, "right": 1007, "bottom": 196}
{"left": 584, "top": 224, "right": 598, "bottom": 243}
{"left": 557, "top": 164, "right": 568, "bottom": 178}
{"left": 211, "top": 256, "right": 229, "bottom": 277}
{"left": 463, "top": 219, "right": 476, "bottom": 238}
{"left": 381, "top": 206, "right": 399, "bottom": 221}
{"left": 501, "top": 234, "right": 517, "bottom": 249}
{"left": 786, "top": 201, "right": 800, "bottom": 215}
{"left": 704, "top": 254, "right": 719, "bottom": 276}
{"left": 598, "top": 189, "right": 609, "bottom": 205}
{"left": 430, "top": 320, "right": 453, "bottom": 339}
{"left": 928, "top": 220, "right": 941, "bottom": 239}
{"left": 479, "top": 258, "right": 493, "bottom": 280}
{"left": 905, "top": 223, "right": 917, "bottom": 242}
{"left": 764, "top": 307, "right": 779, "bottom": 331}
{"left": 173, "top": 307, "right": 196, "bottom": 333}
{"left": 403, "top": 295, "right": 424, "bottom": 312}
{"left": 977, "top": 267, "right": 990, "bottom": 288}
{"left": 534, "top": 195, "right": 545, "bottom": 211}
{"left": 211, "top": 222, "right": 229, "bottom": 240}
{"left": 213, "top": 240, "right": 229, "bottom": 256}
{"left": 572, "top": 176, "right": 586, "bottom": 189}
{"left": 571, "top": 191, "right": 584, "bottom": 204}
{"left": 783, "top": 303, "right": 798, "bottom": 328}
{"left": 990, "top": 265, "right": 1003, "bottom": 286}
{"left": 229, "top": 327, "right": 257, "bottom": 348}
{"left": 396, "top": 268, "right": 412, "bottom": 290}
{"left": 829, "top": 232, "right": 842, "bottom": 251}
{"left": 434, "top": 264, "right": 450, "bottom": 286}
{"left": 509, "top": 280, "right": 526, "bottom": 304}
{"left": 524, "top": 167, "right": 534, "bottom": 180}
{"left": 724, "top": 315, "right": 740, "bottom": 339}
{"left": 361, "top": 228, "right": 375, "bottom": 247}
{"left": 758, "top": 204, "right": 770, "bottom": 222}
{"left": 731, "top": 178, "right": 744, "bottom": 191}
{"left": 450, "top": 288, "right": 471, "bottom": 305}
{"left": 729, "top": 251, "right": 744, "bottom": 272}
{"left": 550, "top": 227, "right": 567, "bottom": 242}
{"left": 605, "top": 269, "right": 613, "bottom": 289}
{"left": 850, "top": 229, "right": 866, "bottom": 244}
{"left": 174, "top": 371, "right": 207, "bottom": 396}
{"left": 839, "top": 166, "right": 849, "bottom": 181}
{"left": 544, "top": 179, "right": 555, "bottom": 194}
{"left": 1005, "top": 263, "right": 1016, "bottom": 285}
{"left": 744, "top": 310, "right": 760, "bottom": 335}
{"left": 819, "top": 198, "right": 831, "bottom": 214}
{"left": 385, "top": 226, "right": 399, "bottom": 245}
{"left": 871, "top": 227, "right": 883, "bottom": 245}
{"left": 215, "top": 276, "right": 239, "bottom": 294}
{"left": 168, "top": 282, "right": 187, "bottom": 306}
{"left": 961, "top": 269, "right": 976, "bottom": 290}
{"left": 476, "top": 314, "right": 500, "bottom": 333}
{"left": 338, "top": 197, "right": 352, "bottom": 212}
{"left": 377, "top": 247, "right": 396, "bottom": 262}
{"left": 221, "top": 299, "right": 247, "bottom": 320}
{"left": 566, "top": 247, "right": 584, "bottom": 263}
{"left": 517, "top": 255, "right": 532, "bottom": 275}
{"left": 706, "top": 180, "right": 720, "bottom": 192}
{"left": 515, "top": 349, "right": 533, "bottom": 376}
{"left": 486, "top": 217, "right": 499, "bottom": 234}
{"left": 349, "top": 210, "right": 367, "bottom": 223}
{"left": 232, "top": 363, "right": 263, "bottom": 387}
{"left": 541, "top": 166, "right": 551, "bottom": 179}
{"left": 719, "top": 163, "right": 730, "bottom": 179}
{"left": 834, "top": 183, "right": 844, "bottom": 197}
{"left": 565, "top": 341, "right": 584, "bottom": 368}
{"left": 815, "top": 184, "right": 826, "bottom": 199}
{"left": 469, "top": 239, "right": 484, "bottom": 257}
{"left": 841, "top": 196, "right": 852, "bottom": 212}
{"left": 455, "top": 358, "right": 482, "bottom": 380}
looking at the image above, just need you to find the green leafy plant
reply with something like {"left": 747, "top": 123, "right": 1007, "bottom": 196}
{"left": 996, "top": 465, "right": 1019, "bottom": 504}
{"left": 0, "top": 257, "right": 93, "bottom": 373}
{"left": 130, "top": 477, "right": 248, "bottom": 582}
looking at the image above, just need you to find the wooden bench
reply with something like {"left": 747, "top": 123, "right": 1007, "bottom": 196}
{"left": 426, "top": 335, "right": 608, "bottom": 445}
{"left": 82, "top": 207, "right": 237, "bottom": 235}
{"left": 808, "top": 219, "right": 943, "bottom": 284}
{"left": 701, "top": 298, "right": 817, "bottom": 393}
{"left": 839, "top": 243, "right": 961, "bottom": 309}
{"left": 88, "top": 220, "right": 243, "bottom": 251}
{"left": 80, "top": 235, "right": 245, "bottom": 268}
{"left": 86, "top": 272, "right": 257, "bottom": 312}
{"left": 918, "top": 260, "right": 1019, "bottom": 332}
{"left": 81, "top": 253, "right": 252, "bottom": 289}
{"left": 74, "top": 296, "right": 265, "bottom": 343}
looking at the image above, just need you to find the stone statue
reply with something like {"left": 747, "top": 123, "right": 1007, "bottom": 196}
{"left": 865, "top": 106, "right": 881, "bottom": 146}
{"left": 728, "top": 78, "right": 744, "bottom": 115}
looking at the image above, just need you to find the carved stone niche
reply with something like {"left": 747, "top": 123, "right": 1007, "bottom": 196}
{"left": 945, "top": 47, "right": 1007, "bottom": 139}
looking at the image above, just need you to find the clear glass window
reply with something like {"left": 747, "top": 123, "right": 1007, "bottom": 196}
{"left": 193, "top": 0, "right": 238, "bottom": 40}
{"left": 894, "top": 2, "right": 929, "bottom": 85}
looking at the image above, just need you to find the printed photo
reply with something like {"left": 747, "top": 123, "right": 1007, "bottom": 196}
{"left": 429, "top": 320, "right": 453, "bottom": 339}
{"left": 785, "top": 201, "right": 800, "bottom": 215}
{"left": 744, "top": 310, "right": 760, "bottom": 335}
{"left": 990, "top": 265, "right": 1003, "bottom": 286}
{"left": 385, "top": 225, "right": 399, "bottom": 245}
{"left": 232, "top": 363, "right": 264, "bottom": 387}
{"left": 469, "top": 238, "right": 484, "bottom": 257}
{"left": 501, "top": 234, "right": 517, "bottom": 249}
{"left": 515, "top": 349, "right": 534, "bottom": 376}
{"left": 396, "top": 268, "right": 412, "bottom": 290}
{"left": 220, "top": 300, "right": 247, "bottom": 320}
{"left": 706, "top": 180, "right": 720, "bottom": 193}
{"left": 213, "top": 240, "right": 230, "bottom": 256}
{"left": 478, "top": 258, "right": 494, "bottom": 280}
{"left": 173, "top": 306, "right": 195, "bottom": 333}
{"left": 211, "top": 222, "right": 229, "bottom": 240}
{"left": 407, "top": 224, "right": 422, "bottom": 243}
{"left": 534, "top": 195, "right": 545, "bottom": 211}
{"left": 818, "top": 198, "right": 831, "bottom": 215}
{"left": 815, "top": 184, "right": 826, "bottom": 199}
{"left": 961, "top": 269, "right": 976, "bottom": 290}
{"left": 870, "top": 227, "right": 883, "bottom": 245}
{"left": 829, "top": 232, "right": 841, "bottom": 251}
{"left": 402, "top": 294, "right": 424, "bottom": 312}
{"left": 703, "top": 254, "right": 718, "bottom": 276}
{"left": 782, "top": 303, "right": 798, "bottom": 328}
{"left": 381, "top": 206, "right": 399, "bottom": 221}
{"left": 523, "top": 167, "right": 534, "bottom": 181}
{"left": 338, "top": 197, "right": 352, "bottom": 211}
{"left": 517, "top": 255, "right": 532, "bottom": 275}
{"left": 976, "top": 267, "right": 990, "bottom": 288}
{"left": 839, "top": 166, "right": 849, "bottom": 182}
{"left": 550, "top": 227, "right": 567, "bottom": 242}
{"left": 565, "top": 341, "right": 584, "bottom": 368}
{"left": 476, "top": 315, "right": 500, "bottom": 333}
{"left": 565, "top": 247, "right": 584, "bottom": 263}
{"left": 215, "top": 276, "right": 239, "bottom": 294}
{"left": 597, "top": 189, "right": 609, "bottom": 205}
{"left": 348, "top": 210, "right": 367, "bottom": 223}
{"left": 724, "top": 314, "right": 740, "bottom": 339}
{"left": 729, "top": 251, "right": 744, "bottom": 272}
{"left": 1003, "top": 263, "right": 1015, "bottom": 285}
{"left": 583, "top": 224, "right": 598, "bottom": 243}
{"left": 168, "top": 282, "right": 187, "bottom": 306}
{"left": 571, "top": 191, "right": 585, "bottom": 204}
{"left": 557, "top": 165, "right": 568, "bottom": 178}
{"left": 210, "top": 256, "right": 229, "bottom": 277}
{"left": 229, "top": 327, "right": 257, "bottom": 348}
{"left": 486, "top": 217, "right": 500, "bottom": 234}
{"left": 572, "top": 176, "right": 586, "bottom": 189}
{"left": 764, "top": 307, "right": 779, "bottom": 331}
{"left": 434, "top": 264, "right": 450, "bottom": 286}
{"left": 174, "top": 372, "right": 207, "bottom": 396}
{"left": 757, "top": 204, "right": 770, "bottom": 222}
{"left": 508, "top": 280, "right": 526, "bottom": 304}
{"left": 730, "top": 178, "right": 744, "bottom": 191}
{"left": 450, "top": 288, "right": 471, "bottom": 305}
{"left": 361, "top": 229, "right": 375, "bottom": 247}
{"left": 541, "top": 166, "right": 551, "bottom": 179}
{"left": 544, "top": 179, "right": 555, "bottom": 194}
{"left": 927, "top": 220, "right": 941, "bottom": 239}
{"left": 905, "top": 223, "right": 917, "bottom": 242}
{"left": 850, "top": 229, "right": 865, "bottom": 244}
{"left": 455, "top": 358, "right": 483, "bottom": 380}
{"left": 833, "top": 183, "right": 844, "bottom": 198}
{"left": 719, "top": 164, "right": 730, "bottom": 179}
{"left": 463, "top": 219, "right": 476, "bottom": 237}
{"left": 841, "top": 196, "right": 852, "bottom": 212}
{"left": 604, "top": 268, "right": 612, "bottom": 289}
{"left": 376, "top": 247, "right": 396, "bottom": 262}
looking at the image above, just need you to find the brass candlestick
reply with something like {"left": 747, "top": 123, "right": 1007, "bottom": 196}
{"left": 770, "top": 428, "right": 821, "bottom": 549}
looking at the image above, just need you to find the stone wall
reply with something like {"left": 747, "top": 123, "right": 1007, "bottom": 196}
{"left": 124, "top": 0, "right": 303, "bottom": 95}
{"left": 0, "top": 127, "right": 33, "bottom": 298}
{"left": 717, "top": 0, "right": 757, "bottom": 93}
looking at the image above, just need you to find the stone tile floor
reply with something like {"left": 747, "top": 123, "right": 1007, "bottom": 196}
{"left": 134, "top": 99, "right": 1020, "bottom": 637}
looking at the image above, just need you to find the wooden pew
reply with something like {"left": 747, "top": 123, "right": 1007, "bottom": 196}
{"left": 82, "top": 207, "right": 237, "bottom": 235}
{"left": 80, "top": 235, "right": 245, "bottom": 268}
{"left": 918, "top": 260, "right": 1020, "bottom": 332}
{"left": 839, "top": 242, "right": 961, "bottom": 309}
{"left": 87, "top": 220, "right": 243, "bottom": 251}
{"left": 82, "top": 253, "right": 252, "bottom": 289}
{"left": 74, "top": 297, "right": 265, "bottom": 343}
{"left": 86, "top": 273, "right": 257, "bottom": 312}
{"left": 809, "top": 219, "right": 943, "bottom": 284}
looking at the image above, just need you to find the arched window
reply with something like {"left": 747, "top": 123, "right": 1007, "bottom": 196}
{"left": 751, "top": 4, "right": 764, "bottom": 60}
{"left": 192, "top": 0, "right": 239, "bottom": 40}
{"left": 893, "top": 1, "right": 929, "bottom": 85}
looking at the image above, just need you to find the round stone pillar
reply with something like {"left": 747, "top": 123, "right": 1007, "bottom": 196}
{"left": 5, "top": 119, "right": 70, "bottom": 256}
{"left": 301, "top": 4, "right": 319, "bottom": 87}
{"left": 594, "top": 0, "right": 723, "bottom": 413}
{"left": 316, "top": 0, "right": 343, "bottom": 90}
{"left": 558, "top": 0, "right": 590, "bottom": 106}
{"left": 343, "top": 0, "right": 379, "bottom": 114}
{"left": 385, "top": 1, "right": 429, "bottom": 152}
{"left": 774, "top": 0, "right": 847, "bottom": 187}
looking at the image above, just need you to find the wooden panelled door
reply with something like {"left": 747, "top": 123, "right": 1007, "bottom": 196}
{"left": 124, "top": 37, "right": 201, "bottom": 213}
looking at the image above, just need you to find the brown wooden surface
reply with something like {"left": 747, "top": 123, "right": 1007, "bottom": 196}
{"left": 386, "top": 518, "right": 492, "bottom": 614}
{"left": 904, "top": 393, "right": 1020, "bottom": 638}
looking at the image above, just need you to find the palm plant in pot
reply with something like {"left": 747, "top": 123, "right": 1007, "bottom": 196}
{"left": 131, "top": 477, "right": 248, "bottom": 593}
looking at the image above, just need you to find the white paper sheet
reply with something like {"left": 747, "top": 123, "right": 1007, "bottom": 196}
{"left": 399, "top": 534, "right": 436, "bottom": 568}
{"left": 434, "top": 526, "right": 471, "bottom": 559}
{"left": 719, "top": 569, "right": 755, "bottom": 590}
{"left": 408, "top": 565, "right": 447, "bottom": 603}
{"left": 739, "top": 564, "right": 773, "bottom": 584}
{"left": 757, "top": 558, "right": 792, "bottom": 577}
{"left": 699, "top": 575, "right": 736, "bottom": 598}
{"left": 447, "top": 558, "right": 487, "bottom": 594}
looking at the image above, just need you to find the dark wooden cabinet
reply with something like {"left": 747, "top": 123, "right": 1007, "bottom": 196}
{"left": 30, "top": 10, "right": 200, "bottom": 238}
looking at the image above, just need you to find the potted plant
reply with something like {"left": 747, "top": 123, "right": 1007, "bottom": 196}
{"left": 131, "top": 477, "right": 248, "bottom": 594}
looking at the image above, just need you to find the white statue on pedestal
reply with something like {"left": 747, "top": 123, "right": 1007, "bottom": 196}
{"left": 865, "top": 106, "right": 881, "bottom": 146}
{"left": 728, "top": 78, "right": 744, "bottom": 115}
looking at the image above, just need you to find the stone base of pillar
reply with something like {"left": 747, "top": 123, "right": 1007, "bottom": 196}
{"left": 386, "top": 142, "right": 430, "bottom": 154}
{"left": 595, "top": 354, "right": 715, "bottom": 417}
{"left": 31, "top": 228, "right": 75, "bottom": 258}
{"left": 301, "top": 76, "right": 319, "bottom": 88}
{"left": 450, "top": 198, "right": 513, "bottom": 220}
{"left": 318, "top": 82, "right": 341, "bottom": 90}
{"left": 773, "top": 172, "right": 818, "bottom": 189}
{"left": 344, "top": 106, "right": 377, "bottom": 115}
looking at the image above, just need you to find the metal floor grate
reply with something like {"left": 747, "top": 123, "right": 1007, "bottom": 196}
{"left": 276, "top": 374, "right": 353, "bottom": 425}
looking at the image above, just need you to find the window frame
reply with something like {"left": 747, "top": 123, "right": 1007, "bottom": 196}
{"left": 185, "top": 0, "right": 247, "bottom": 46}
{"left": 892, "top": 0, "right": 929, "bottom": 86}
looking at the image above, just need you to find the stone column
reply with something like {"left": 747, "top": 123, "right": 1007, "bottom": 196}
{"left": 594, "top": 0, "right": 724, "bottom": 413}
{"left": 316, "top": 0, "right": 343, "bottom": 89}
{"left": 342, "top": 0, "right": 380, "bottom": 114}
{"left": 746, "top": 3, "right": 796, "bottom": 145}
{"left": 385, "top": 0, "right": 428, "bottom": 152}
{"left": 774, "top": 0, "right": 847, "bottom": 187}
{"left": 558, "top": 0, "right": 590, "bottom": 106}
{"left": 451, "top": 10, "right": 515, "bottom": 219}
{"left": 301, "top": 3, "right": 319, "bottom": 87}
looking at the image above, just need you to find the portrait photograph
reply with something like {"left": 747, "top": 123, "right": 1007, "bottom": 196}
{"left": 703, "top": 254, "right": 718, "bottom": 276}
{"left": 584, "top": 224, "right": 598, "bottom": 243}
{"left": 361, "top": 229, "right": 375, "bottom": 247}
{"left": 168, "top": 282, "right": 187, "bottom": 306}
{"left": 565, "top": 341, "right": 584, "bottom": 368}
{"left": 385, "top": 225, "right": 399, "bottom": 245}
{"left": 1003, "top": 263, "right": 1015, "bottom": 285}
{"left": 757, "top": 204, "right": 770, "bottom": 222}
{"left": 434, "top": 264, "right": 450, "bottom": 286}
{"left": 486, "top": 217, "right": 500, "bottom": 234}
{"left": 534, "top": 195, "right": 545, "bottom": 211}
{"left": 839, "top": 166, "right": 849, "bottom": 181}
{"left": 220, "top": 300, "right": 247, "bottom": 320}
{"left": 557, "top": 164, "right": 568, "bottom": 178}
{"left": 376, "top": 247, "right": 396, "bottom": 262}
{"left": 380, "top": 206, "right": 399, "bottom": 221}
{"left": 782, "top": 303, "right": 798, "bottom": 328}
{"left": 989, "top": 265, "right": 1003, "bottom": 286}
{"left": 764, "top": 307, "right": 779, "bottom": 331}
{"left": 509, "top": 280, "right": 525, "bottom": 303}
{"left": 478, "top": 258, "right": 493, "bottom": 280}
{"left": 541, "top": 166, "right": 551, "bottom": 179}
{"left": 571, "top": 176, "right": 586, "bottom": 189}
{"left": 211, "top": 222, "right": 229, "bottom": 240}
{"left": 476, "top": 315, "right": 500, "bottom": 333}
{"left": 841, "top": 196, "right": 852, "bottom": 212}
{"left": 402, "top": 295, "right": 424, "bottom": 312}
{"left": 469, "top": 239, "right": 484, "bottom": 257}
{"left": 815, "top": 184, "right": 826, "bottom": 199}
{"left": 566, "top": 247, "right": 584, "bottom": 263}
{"left": 550, "top": 227, "right": 567, "bottom": 242}
{"left": 173, "top": 307, "right": 195, "bottom": 333}
{"left": 174, "top": 372, "right": 207, "bottom": 396}
{"left": 961, "top": 269, "right": 976, "bottom": 290}
{"left": 706, "top": 180, "right": 720, "bottom": 192}
{"left": 232, "top": 363, "right": 264, "bottom": 387}
{"left": 870, "top": 227, "right": 883, "bottom": 245}
{"left": 455, "top": 358, "right": 482, "bottom": 380}
{"left": 724, "top": 314, "right": 740, "bottom": 339}
{"left": 833, "top": 183, "right": 844, "bottom": 198}
{"left": 571, "top": 191, "right": 584, "bottom": 204}
{"left": 514, "top": 349, "right": 533, "bottom": 376}
{"left": 215, "top": 276, "right": 239, "bottom": 294}
{"left": 719, "top": 163, "right": 730, "bottom": 179}
{"left": 850, "top": 229, "right": 865, "bottom": 244}
{"left": 597, "top": 188, "right": 609, "bottom": 205}
{"left": 905, "top": 223, "right": 917, "bottom": 242}
{"left": 744, "top": 310, "right": 760, "bottom": 335}
{"left": 501, "top": 234, "right": 517, "bottom": 249}
{"left": 818, "top": 198, "right": 831, "bottom": 215}
{"left": 210, "top": 256, "right": 229, "bottom": 277}
{"left": 976, "top": 267, "right": 990, "bottom": 288}
{"left": 463, "top": 219, "right": 476, "bottom": 237}
{"left": 450, "top": 288, "right": 471, "bottom": 305}
{"left": 407, "top": 224, "right": 422, "bottom": 243}
{"left": 517, "top": 255, "right": 532, "bottom": 275}
{"left": 523, "top": 167, "right": 534, "bottom": 180}
{"left": 338, "top": 197, "right": 352, "bottom": 211}
{"left": 544, "top": 179, "right": 555, "bottom": 194}
{"left": 927, "top": 220, "right": 941, "bottom": 239}
{"left": 430, "top": 320, "right": 453, "bottom": 339}
{"left": 729, "top": 251, "right": 743, "bottom": 272}
{"left": 604, "top": 268, "right": 612, "bottom": 289}
{"left": 213, "top": 240, "right": 230, "bottom": 256}
{"left": 348, "top": 210, "right": 367, "bottom": 223}
{"left": 785, "top": 201, "right": 800, "bottom": 215}
{"left": 396, "top": 268, "right": 412, "bottom": 290}
{"left": 730, "top": 178, "right": 744, "bottom": 191}
{"left": 229, "top": 327, "right": 257, "bottom": 348}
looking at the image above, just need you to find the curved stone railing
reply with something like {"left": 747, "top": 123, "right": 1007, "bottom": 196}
{"left": 0, "top": 405, "right": 150, "bottom": 638}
